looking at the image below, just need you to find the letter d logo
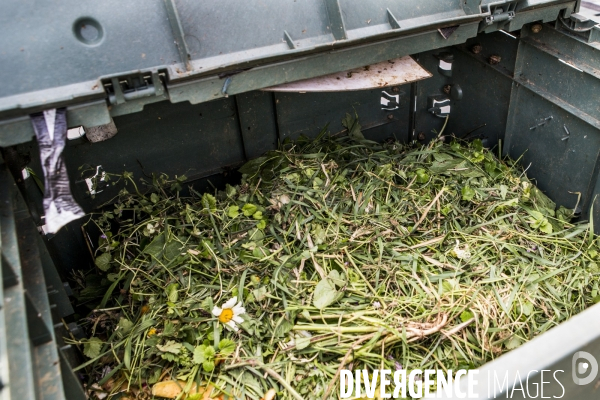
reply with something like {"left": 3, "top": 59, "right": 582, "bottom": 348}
{"left": 572, "top": 351, "right": 599, "bottom": 385}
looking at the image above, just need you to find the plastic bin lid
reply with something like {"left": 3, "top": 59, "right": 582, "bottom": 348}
{"left": 0, "top": 0, "right": 577, "bottom": 146}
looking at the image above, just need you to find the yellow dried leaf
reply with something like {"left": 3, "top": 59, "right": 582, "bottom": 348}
{"left": 152, "top": 381, "right": 197, "bottom": 399}
{"left": 261, "top": 388, "right": 277, "bottom": 400}
{"left": 152, "top": 381, "right": 223, "bottom": 400}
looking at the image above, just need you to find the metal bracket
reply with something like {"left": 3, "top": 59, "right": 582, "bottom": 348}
{"left": 557, "top": 12, "right": 600, "bottom": 43}
{"left": 104, "top": 71, "right": 166, "bottom": 106}
{"left": 485, "top": 10, "right": 516, "bottom": 25}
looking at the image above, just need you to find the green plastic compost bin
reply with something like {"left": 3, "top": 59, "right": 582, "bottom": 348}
{"left": 1, "top": 0, "right": 600, "bottom": 399}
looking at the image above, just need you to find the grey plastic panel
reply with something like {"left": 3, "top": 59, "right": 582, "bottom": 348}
{"left": 339, "top": 0, "right": 473, "bottom": 31}
{"left": 62, "top": 99, "right": 246, "bottom": 210}
{"left": 175, "top": 0, "right": 331, "bottom": 59}
{"left": 275, "top": 88, "right": 411, "bottom": 142}
{"left": 505, "top": 84, "right": 600, "bottom": 209}
{"left": 0, "top": 0, "right": 581, "bottom": 146}
{"left": 441, "top": 303, "right": 600, "bottom": 399}
{"left": 504, "top": 23, "right": 600, "bottom": 220}
{"left": 414, "top": 31, "right": 518, "bottom": 146}
{"left": 0, "top": 1, "right": 179, "bottom": 99}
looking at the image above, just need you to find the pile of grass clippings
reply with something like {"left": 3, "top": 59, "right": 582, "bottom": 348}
{"left": 73, "top": 118, "right": 600, "bottom": 400}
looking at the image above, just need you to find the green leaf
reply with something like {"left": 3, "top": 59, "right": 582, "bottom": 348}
{"left": 150, "top": 193, "right": 159, "bottom": 204}
{"left": 239, "top": 156, "right": 269, "bottom": 176}
{"left": 430, "top": 158, "right": 462, "bottom": 174}
{"left": 201, "top": 297, "right": 214, "bottom": 313}
{"left": 313, "top": 278, "right": 339, "bottom": 309}
{"left": 460, "top": 311, "right": 474, "bottom": 323}
{"left": 500, "top": 185, "right": 508, "bottom": 200}
{"left": 256, "top": 219, "right": 267, "bottom": 230}
{"left": 484, "top": 161, "right": 502, "bottom": 178}
{"left": 520, "top": 301, "right": 534, "bottom": 316}
{"left": 531, "top": 187, "right": 556, "bottom": 215}
{"left": 218, "top": 339, "right": 236, "bottom": 357}
{"left": 156, "top": 340, "right": 182, "bottom": 354}
{"left": 117, "top": 318, "right": 134, "bottom": 336}
{"left": 247, "top": 228, "right": 264, "bottom": 242}
{"left": 193, "top": 344, "right": 215, "bottom": 364}
{"left": 83, "top": 337, "right": 103, "bottom": 359}
{"left": 526, "top": 210, "right": 553, "bottom": 234}
{"left": 556, "top": 206, "right": 574, "bottom": 223}
{"left": 242, "top": 203, "right": 258, "bottom": 217}
{"left": 461, "top": 186, "right": 475, "bottom": 201}
{"left": 505, "top": 336, "right": 522, "bottom": 350}
{"left": 471, "top": 139, "right": 484, "bottom": 152}
{"left": 163, "top": 320, "right": 176, "bottom": 337}
{"left": 441, "top": 204, "right": 453, "bottom": 216}
{"left": 469, "top": 151, "right": 485, "bottom": 163}
{"left": 193, "top": 345, "right": 206, "bottom": 364}
{"left": 143, "top": 233, "right": 165, "bottom": 257}
{"left": 432, "top": 152, "right": 455, "bottom": 162}
{"left": 538, "top": 220, "right": 553, "bottom": 234}
{"left": 163, "top": 240, "right": 182, "bottom": 261}
{"left": 415, "top": 168, "right": 430, "bottom": 184}
{"left": 303, "top": 168, "right": 316, "bottom": 178}
{"left": 228, "top": 206, "right": 240, "bottom": 218}
{"left": 225, "top": 184, "right": 237, "bottom": 198}
{"left": 166, "top": 283, "right": 179, "bottom": 303}
{"left": 94, "top": 253, "right": 112, "bottom": 271}
{"left": 341, "top": 112, "right": 364, "bottom": 140}
{"left": 274, "top": 319, "right": 294, "bottom": 337}
{"left": 328, "top": 270, "right": 346, "bottom": 288}
{"left": 252, "top": 211, "right": 263, "bottom": 220}
{"left": 202, "top": 360, "right": 215, "bottom": 372}
{"left": 202, "top": 193, "right": 217, "bottom": 211}
{"left": 252, "top": 286, "right": 268, "bottom": 301}
{"left": 295, "top": 336, "right": 311, "bottom": 350}
{"left": 442, "top": 279, "right": 460, "bottom": 293}
{"left": 311, "top": 224, "right": 327, "bottom": 245}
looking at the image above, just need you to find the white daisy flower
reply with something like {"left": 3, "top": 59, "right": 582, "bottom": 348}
{"left": 453, "top": 239, "right": 472, "bottom": 260}
{"left": 212, "top": 296, "right": 245, "bottom": 331}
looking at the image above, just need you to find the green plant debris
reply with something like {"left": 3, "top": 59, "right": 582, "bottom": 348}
{"left": 72, "top": 122, "right": 600, "bottom": 400}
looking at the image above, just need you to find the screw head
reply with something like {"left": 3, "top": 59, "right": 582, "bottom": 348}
{"left": 392, "top": 86, "right": 400, "bottom": 93}
{"left": 531, "top": 24, "right": 542, "bottom": 33}
{"left": 387, "top": 114, "right": 394, "bottom": 120}
{"left": 489, "top": 54, "right": 502, "bottom": 65}
{"left": 443, "top": 84, "right": 452, "bottom": 94}
{"left": 418, "top": 132, "right": 426, "bottom": 141}
{"left": 471, "top": 44, "right": 482, "bottom": 54}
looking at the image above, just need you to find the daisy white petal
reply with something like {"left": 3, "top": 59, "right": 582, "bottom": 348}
{"left": 211, "top": 306, "right": 222, "bottom": 317}
{"left": 226, "top": 320, "right": 239, "bottom": 331}
{"left": 232, "top": 304, "right": 246, "bottom": 315}
{"left": 222, "top": 297, "right": 237, "bottom": 309}
{"left": 232, "top": 315, "right": 244, "bottom": 324}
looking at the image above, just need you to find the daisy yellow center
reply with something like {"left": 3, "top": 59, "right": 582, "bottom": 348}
{"left": 219, "top": 308, "right": 234, "bottom": 323}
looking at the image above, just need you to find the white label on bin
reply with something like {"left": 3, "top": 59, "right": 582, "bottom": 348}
{"left": 439, "top": 60, "right": 452, "bottom": 71}
{"left": 67, "top": 126, "right": 86, "bottom": 140}
{"left": 380, "top": 91, "right": 400, "bottom": 110}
